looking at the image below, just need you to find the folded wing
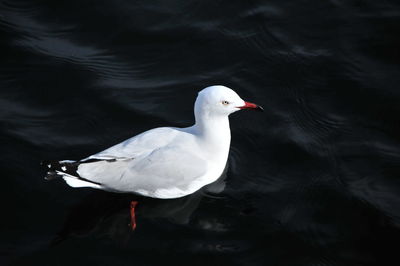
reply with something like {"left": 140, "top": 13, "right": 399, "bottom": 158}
{"left": 78, "top": 145, "right": 208, "bottom": 198}
{"left": 84, "top": 127, "right": 182, "bottom": 160}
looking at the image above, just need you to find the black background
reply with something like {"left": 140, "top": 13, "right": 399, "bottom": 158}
{"left": 1, "top": 0, "right": 400, "bottom": 265}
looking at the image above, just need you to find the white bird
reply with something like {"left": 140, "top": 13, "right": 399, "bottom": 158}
{"left": 45, "top": 85, "right": 263, "bottom": 199}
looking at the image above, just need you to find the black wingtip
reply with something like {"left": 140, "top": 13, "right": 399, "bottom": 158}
{"left": 41, "top": 160, "right": 63, "bottom": 181}
{"left": 41, "top": 160, "right": 54, "bottom": 169}
{"left": 44, "top": 171, "right": 61, "bottom": 181}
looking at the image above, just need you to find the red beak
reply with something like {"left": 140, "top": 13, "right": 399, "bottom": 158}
{"left": 239, "top": 101, "right": 264, "bottom": 112}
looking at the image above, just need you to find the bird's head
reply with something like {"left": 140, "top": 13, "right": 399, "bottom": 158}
{"left": 195, "top": 85, "right": 263, "bottom": 117}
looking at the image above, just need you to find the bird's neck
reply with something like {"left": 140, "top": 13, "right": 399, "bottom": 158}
{"left": 193, "top": 113, "right": 231, "bottom": 149}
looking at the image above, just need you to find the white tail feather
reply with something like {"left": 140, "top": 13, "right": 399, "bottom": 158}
{"left": 58, "top": 171, "right": 102, "bottom": 189}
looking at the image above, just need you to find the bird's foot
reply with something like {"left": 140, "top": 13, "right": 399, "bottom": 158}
{"left": 129, "top": 201, "right": 138, "bottom": 231}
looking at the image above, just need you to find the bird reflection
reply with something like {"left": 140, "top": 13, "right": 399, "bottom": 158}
{"left": 52, "top": 171, "right": 227, "bottom": 245}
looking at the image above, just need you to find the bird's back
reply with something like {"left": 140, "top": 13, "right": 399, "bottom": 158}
{"left": 85, "top": 127, "right": 185, "bottom": 160}
{"left": 77, "top": 126, "right": 213, "bottom": 198}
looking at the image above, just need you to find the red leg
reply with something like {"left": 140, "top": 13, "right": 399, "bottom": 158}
{"left": 130, "top": 201, "right": 138, "bottom": 231}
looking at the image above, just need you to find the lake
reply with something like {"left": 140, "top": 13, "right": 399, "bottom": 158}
{"left": 1, "top": 0, "right": 400, "bottom": 265}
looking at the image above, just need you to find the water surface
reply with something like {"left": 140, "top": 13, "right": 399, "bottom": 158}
{"left": 1, "top": 0, "right": 400, "bottom": 265}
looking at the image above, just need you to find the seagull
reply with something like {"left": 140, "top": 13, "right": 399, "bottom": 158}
{"left": 44, "top": 85, "right": 262, "bottom": 229}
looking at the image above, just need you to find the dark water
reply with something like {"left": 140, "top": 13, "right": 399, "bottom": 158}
{"left": 1, "top": 0, "right": 400, "bottom": 265}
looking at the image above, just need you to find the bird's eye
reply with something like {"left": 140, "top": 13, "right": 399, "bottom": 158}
{"left": 222, "top": 100, "right": 229, "bottom": 105}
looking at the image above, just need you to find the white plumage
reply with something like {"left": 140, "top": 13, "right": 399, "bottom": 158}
{"left": 48, "top": 85, "right": 262, "bottom": 199}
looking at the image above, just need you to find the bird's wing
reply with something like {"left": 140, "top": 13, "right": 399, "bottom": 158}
{"left": 77, "top": 144, "right": 209, "bottom": 198}
{"left": 84, "top": 127, "right": 183, "bottom": 160}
